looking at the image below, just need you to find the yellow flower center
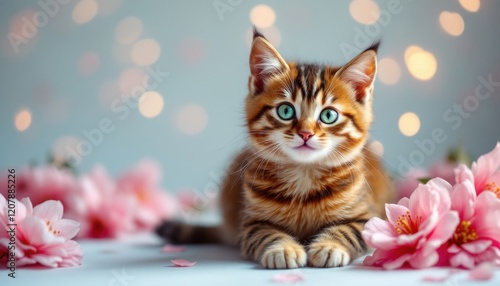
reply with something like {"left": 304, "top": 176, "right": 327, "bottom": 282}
{"left": 484, "top": 181, "right": 500, "bottom": 199}
{"left": 46, "top": 220, "right": 61, "bottom": 235}
{"left": 394, "top": 211, "right": 422, "bottom": 235}
{"left": 451, "top": 220, "right": 478, "bottom": 245}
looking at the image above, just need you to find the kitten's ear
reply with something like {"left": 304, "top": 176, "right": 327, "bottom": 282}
{"left": 249, "top": 28, "right": 289, "bottom": 94}
{"left": 336, "top": 43, "right": 379, "bottom": 104}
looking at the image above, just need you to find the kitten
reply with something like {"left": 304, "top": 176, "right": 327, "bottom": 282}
{"left": 156, "top": 29, "right": 394, "bottom": 268}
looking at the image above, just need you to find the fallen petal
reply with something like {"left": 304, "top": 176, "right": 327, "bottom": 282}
{"left": 272, "top": 273, "right": 304, "bottom": 283}
{"left": 469, "top": 262, "right": 494, "bottom": 281}
{"left": 162, "top": 245, "right": 186, "bottom": 253}
{"left": 171, "top": 259, "right": 196, "bottom": 267}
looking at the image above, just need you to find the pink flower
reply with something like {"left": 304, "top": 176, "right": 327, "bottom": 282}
{"left": 0, "top": 194, "right": 82, "bottom": 268}
{"left": 395, "top": 168, "right": 429, "bottom": 200}
{"left": 430, "top": 159, "right": 458, "bottom": 184}
{"left": 116, "top": 160, "right": 176, "bottom": 231}
{"left": 456, "top": 142, "right": 500, "bottom": 199}
{"left": 363, "top": 178, "right": 460, "bottom": 269}
{"left": 66, "top": 166, "right": 134, "bottom": 239}
{"left": 0, "top": 166, "right": 77, "bottom": 207}
{"left": 445, "top": 180, "right": 500, "bottom": 269}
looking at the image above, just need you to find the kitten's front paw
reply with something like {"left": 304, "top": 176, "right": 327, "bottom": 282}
{"left": 307, "top": 243, "right": 351, "bottom": 268}
{"left": 260, "top": 242, "right": 307, "bottom": 269}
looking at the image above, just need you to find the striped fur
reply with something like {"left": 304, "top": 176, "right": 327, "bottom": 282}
{"left": 156, "top": 30, "right": 394, "bottom": 269}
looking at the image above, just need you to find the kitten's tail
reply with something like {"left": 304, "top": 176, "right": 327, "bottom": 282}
{"left": 155, "top": 221, "right": 223, "bottom": 244}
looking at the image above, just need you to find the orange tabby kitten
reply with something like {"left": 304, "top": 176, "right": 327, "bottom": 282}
{"left": 156, "top": 29, "right": 393, "bottom": 268}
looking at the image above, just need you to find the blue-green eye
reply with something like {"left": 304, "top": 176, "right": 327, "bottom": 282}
{"left": 277, "top": 103, "right": 295, "bottom": 120}
{"left": 320, "top": 109, "right": 339, "bottom": 124}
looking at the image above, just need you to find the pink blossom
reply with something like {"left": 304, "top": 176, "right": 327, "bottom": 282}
{"left": 0, "top": 194, "right": 82, "bottom": 268}
{"left": 116, "top": 160, "right": 176, "bottom": 231}
{"left": 445, "top": 180, "right": 500, "bottom": 269}
{"left": 66, "top": 166, "right": 134, "bottom": 239}
{"left": 0, "top": 166, "right": 77, "bottom": 207}
{"left": 171, "top": 259, "right": 197, "bottom": 267}
{"left": 455, "top": 142, "right": 500, "bottom": 199}
{"left": 430, "top": 159, "right": 458, "bottom": 184}
{"left": 363, "top": 178, "right": 460, "bottom": 269}
{"left": 469, "top": 262, "right": 495, "bottom": 281}
{"left": 395, "top": 168, "right": 429, "bottom": 201}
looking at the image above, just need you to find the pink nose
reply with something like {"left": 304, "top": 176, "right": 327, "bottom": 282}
{"left": 299, "top": 131, "right": 314, "bottom": 141}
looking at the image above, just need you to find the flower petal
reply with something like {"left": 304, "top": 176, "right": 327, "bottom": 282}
{"left": 450, "top": 251, "right": 475, "bottom": 269}
{"left": 455, "top": 164, "right": 475, "bottom": 185}
{"left": 451, "top": 181, "right": 476, "bottom": 220}
{"left": 33, "top": 200, "right": 64, "bottom": 222}
{"left": 31, "top": 254, "right": 63, "bottom": 268}
{"left": 461, "top": 240, "right": 492, "bottom": 254}
{"left": 426, "top": 178, "right": 453, "bottom": 213}
{"left": 472, "top": 143, "right": 500, "bottom": 189}
{"left": 468, "top": 262, "right": 494, "bottom": 281}
{"left": 272, "top": 273, "right": 304, "bottom": 283}
{"left": 53, "top": 219, "right": 80, "bottom": 240}
{"left": 408, "top": 249, "right": 439, "bottom": 269}
{"left": 397, "top": 197, "right": 410, "bottom": 208}
{"left": 425, "top": 211, "right": 460, "bottom": 253}
{"left": 161, "top": 245, "right": 186, "bottom": 253}
{"left": 171, "top": 259, "right": 196, "bottom": 267}
{"left": 19, "top": 216, "right": 65, "bottom": 246}
{"left": 385, "top": 204, "right": 408, "bottom": 225}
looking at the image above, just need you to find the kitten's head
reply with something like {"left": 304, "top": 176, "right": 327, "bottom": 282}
{"left": 245, "top": 29, "right": 378, "bottom": 166}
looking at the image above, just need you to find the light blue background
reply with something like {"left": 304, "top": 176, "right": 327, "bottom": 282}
{"left": 1, "top": 0, "right": 499, "bottom": 193}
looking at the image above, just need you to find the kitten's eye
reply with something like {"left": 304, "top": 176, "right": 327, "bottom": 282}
{"left": 320, "top": 109, "right": 339, "bottom": 124}
{"left": 277, "top": 103, "right": 295, "bottom": 120}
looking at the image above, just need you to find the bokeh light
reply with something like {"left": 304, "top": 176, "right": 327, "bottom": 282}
{"left": 72, "top": 0, "right": 99, "bottom": 25}
{"left": 349, "top": 0, "right": 380, "bottom": 25}
{"left": 368, "top": 140, "right": 384, "bottom": 157}
{"left": 398, "top": 112, "right": 421, "bottom": 137}
{"left": 377, "top": 58, "right": 401, "bottom": 85}
{"left": 176, "top": 105, "right": 208, "bottom": 135}
{"left": 115, "top": 17, "right": 143, "bottom": 44}
{"left": 138, "top": 91, "right": 164, "bottom": 118}
{"left": 246, "top": 25, "right": 281, "bottom": 47}
{"left": 97, "top": 0, "right": 122, "bottom": 15}
{"left": 439, "top": 12, "right": 465, "bottom": 36}
{"left": 15, "top": 109, "right": 32, "bottom": 132}
{"left": 131, "top": 39, "right": 161, "bottom": 66}
{"left": 77, "top": 52, "right": 100, "bottom": 76}
{"left": 405, "top": 46, "right": 437, "bottom": 81}
{"left": 250, "top": 5, "right": 276, "bottom": 28}
{"left": 4, "top": 9, "right": 39, "bottom": 57}
{"left": 118, "top": 67, "right": 148, "bottom": 95}
{"left": 459, "top": 0, "right": 480, "bottom": 12}
{"left": 404, "top": 45, "right": 423, "bottom": 63}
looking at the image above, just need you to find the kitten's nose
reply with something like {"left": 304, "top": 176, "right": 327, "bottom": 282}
{"left": 299, "top": 131, "right": 314, "bottom": 141}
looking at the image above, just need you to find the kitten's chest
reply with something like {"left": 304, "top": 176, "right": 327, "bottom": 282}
{"left": 245, "top": 165, "right": 358, "bottom": 241}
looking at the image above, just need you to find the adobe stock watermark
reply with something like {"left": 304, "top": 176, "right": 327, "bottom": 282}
{"left": 108, "top": 268, "right": 134, "bottom": 286}
{"left": 63, "top": 65, "right": 170, "bottom": 166}
{"left": 212, "top": 0, "right": 243, "bottom": 21}
{"left": 340, "top": 0, "right": 412, "bottom": 60}
{"left": 8, "top": 0, "right": 73, "bottom": 54}
{"left": 397, "top": 73, "right": 500, "bottom": 176}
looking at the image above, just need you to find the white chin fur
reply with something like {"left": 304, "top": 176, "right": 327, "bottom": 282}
{"left": 282, "top": 145, "right": 330, "bottom": 164}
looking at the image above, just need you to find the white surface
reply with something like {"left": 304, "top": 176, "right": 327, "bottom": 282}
{"left": 1, "top": 234, "right": 499, "bottom": 286}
